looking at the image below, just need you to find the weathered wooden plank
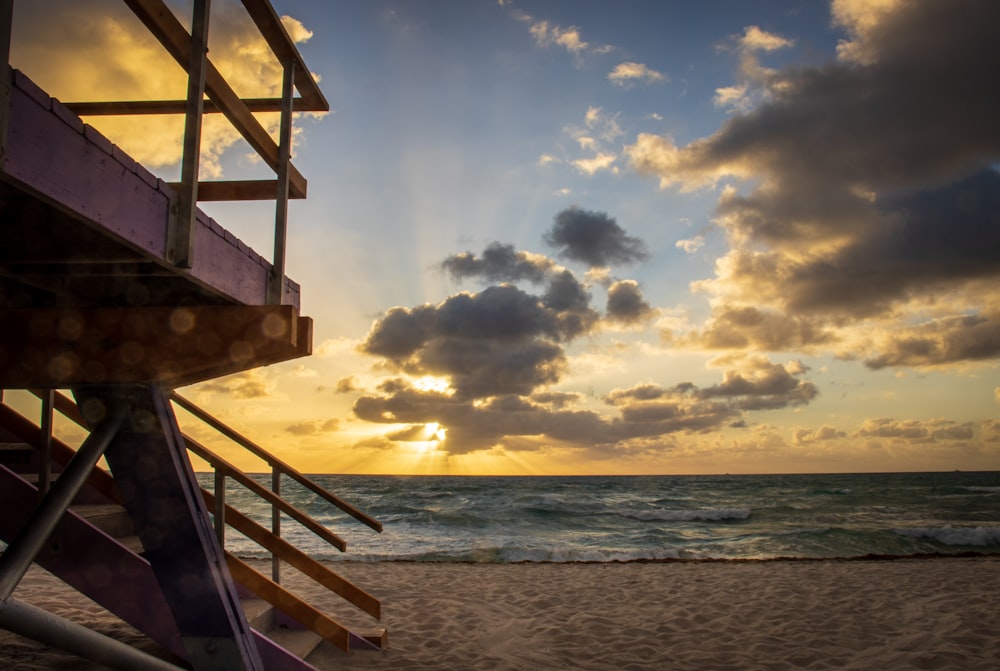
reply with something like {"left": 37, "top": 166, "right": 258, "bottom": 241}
{"left": 0, "top": 306, "right": 308, "bottom": 388}
{"left": 239, "top": 0, "right": 328, "bottom": 111}
{"left": 64, "top": 98, "right": 323, "bottom": 115}
{"left": 225, "top": 555, "right": 352, "bottom": 653}
{"left": 166, "top": 179, "right": 306, "bottom": 202}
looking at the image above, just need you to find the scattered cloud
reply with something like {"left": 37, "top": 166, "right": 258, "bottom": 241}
{"left": 544, "top": 207, "right": 649, "bottom": 268}
{"left": 286, "top": 418, "right": 340, "bottom": 436}
{"left": 854, "top": 418, "right": 976, "bottom": 444}
{"left": 676, "top": 236, "right": 705, "bottom": 254}
{"left": 793, "top": 425, "right": 846, "bottom": 445}
{"left": 606, "top": 280, "right": 656, "bottom": 325}
{"left": 194, "top": 369, "right": 276, "bottom": 400}
{"left": 441, "top": 242, "right": 557, "bottom": 285}
{"left": 608, "top": 62, "right": 667, "bottom": 87}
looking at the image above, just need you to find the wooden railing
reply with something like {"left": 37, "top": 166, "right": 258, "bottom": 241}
{"left": 14, "top": 389, "right": 382, "bottom": 628}
{"left": 4, "top": 0, "right": 329, "bottom": 301}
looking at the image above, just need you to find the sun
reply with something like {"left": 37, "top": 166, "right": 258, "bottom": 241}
{"left": 412, "top": 375, "right": 452, "bottom": 394}
{"left": 425, "top": 422, "right": 448, "bottom": 443}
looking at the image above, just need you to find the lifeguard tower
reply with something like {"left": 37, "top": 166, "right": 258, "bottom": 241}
{"left": 0, "top": 1, "right": 384, "bottom": 668}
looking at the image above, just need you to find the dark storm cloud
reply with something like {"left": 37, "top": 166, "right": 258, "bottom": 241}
{"left": 544, "top": 207, "right": 649, "bottom": 268}
{"left": 606, "top": 280, "right": 655, "bottom": 325}
{"left": 441, "top": 242, "right": 556, "bottom": 284}
{"left": 359, "top": 284, "right": 599, "bottom": 399}
{"left": 627, "top": 0, "right": 1000, "bottom": 365}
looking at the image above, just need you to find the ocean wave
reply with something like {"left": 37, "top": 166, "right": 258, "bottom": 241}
{"left": 622, "top": 508, "right": 751, "bottom": 522}
{"left": 962, "top": 486, "right": 1000, "bottom": 494}
{"left": 893, "top": 526, "right": 1000, "bottom": 547}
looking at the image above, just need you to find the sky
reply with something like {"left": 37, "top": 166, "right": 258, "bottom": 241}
{"left": 9, "top": 0, "right": 1000, "bottom": 475}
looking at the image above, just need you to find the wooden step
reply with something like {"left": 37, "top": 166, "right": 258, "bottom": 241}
{"left": 0, "top": 442, "right": 34, "bottom": 467}
{"left": 70, "top": 503, "right": 135, "bottom": 538}
{"left": 241, "top": 596, "right": 276, "bottom": 631}
{"left": 267, "top": 627, "right": 323, "bottom": 660}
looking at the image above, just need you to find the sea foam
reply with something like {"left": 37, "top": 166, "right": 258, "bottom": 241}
{"left": 893, "top": 526, "right": 1000, "bottom": 546}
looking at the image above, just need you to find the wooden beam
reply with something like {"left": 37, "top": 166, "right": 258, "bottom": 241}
{"left": 122, "top": 0, "right": 307, "bottom": 198}
{"left": 225, "top": 555, "right": 353, "bottom": 652}
{"left": 0, "top": 305, "right": 310, "bottom": 388}
{"left": 63, "top": 97, "right": 323, "bottom": 115}
{"left": 201, "top": 489, "right": 382, "bottom": 620}
{"left": 94, "top": 385, "right": 265, "bottom": 669}
{"left": 239, "top": 0, "right": 329, "bottom": 112}
{"left": 185, "top": 435, "right": 348, "bottom": 553}
{"left": 165, "top": 180, "right": 306, "bottom": 202}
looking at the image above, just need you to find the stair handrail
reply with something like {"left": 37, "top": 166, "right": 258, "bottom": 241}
{"left": 170, "top": 391, "right": 382, "bottom": 532}
{"left": 10, "top": 391, "right": 382, "bottom": 622}
{"left": 183, "top": 434, "right": 348, "bottom": 552}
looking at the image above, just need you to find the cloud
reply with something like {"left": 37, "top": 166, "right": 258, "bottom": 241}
{"left": 441, "top": 242, "right": 556, "bottom": 284}
{"left": 626, "top": 0, "right": 1000, "bottom": 367}
{"left": 854, "top": 418, "right": 975, "bottom": 444}
{"left": 684, "top": 306, "right": 834, "bottom": 351}
{"left": 793, "top": 425, "right": 846, "bottom": 444}
{"left": 285, "top": 418, "right": 340, "bottom": 436}
{"left": 194, "top": 369, "right": 275, "bottom": 399}
{"left": 676, "top": 236, "right": 705, "bottom": 254}
{"left": 544, "top": 207, "right": 649, "bottom": 268}
{"left": 608, "top": 62, "right": 667, "bottom": 87}
{"left": 358, "top": 284, "right": 601, "bottom": 399}
{"left": 606, "top": 280, "right": 655, "bottom": 325}
{"left": 10, "top": 2, "right": 318, "bottom": 178}
{"left": 336, "top": 377, "right": 358, "bottom": 393}
{"left": 353, "top": 356, "right": 818, "bottom": 456}
{"left": 738, "top": 26, "right": 795, "bottom": 52}
{"left": 529, "top": 20, "right": 589, "bottom": 53}
{"left": 864, "top": 312, "right": 1000, "bottom": 369}
{"left": 571, "top": 153, "right": 618, "bottom": 176}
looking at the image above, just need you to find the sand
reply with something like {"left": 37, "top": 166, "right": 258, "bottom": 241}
{"left": 1, "top": 556, "right": 998, "bottom": 670}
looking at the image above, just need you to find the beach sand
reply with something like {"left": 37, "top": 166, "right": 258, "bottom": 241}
{"left": 1, "top": 556, "right": 998, "bottom": 670}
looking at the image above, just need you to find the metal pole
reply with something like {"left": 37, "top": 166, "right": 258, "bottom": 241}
{"left": 0, "top": 597, "right": 186, "bottom": 671}
{"left": 267, "top": 59, "right": 295, "bottom": 305}
{"left": 38, "top": 389, "right": 54, "bottom": 499}
{"left": 167, "top": 0, "right": 210, "bottom": 268}
{"left": 0, "top": 399, "right": 128, "bottom": 600}
{"left": 271, "top": 466, "right": 280, "bottom": 583}
{"left": 214, "top": 468, "right": 226, "bottom": 546}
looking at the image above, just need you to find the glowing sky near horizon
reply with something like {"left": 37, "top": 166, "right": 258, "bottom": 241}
{"left": 9, "top": 0, "right": 1000, "bottom": 475}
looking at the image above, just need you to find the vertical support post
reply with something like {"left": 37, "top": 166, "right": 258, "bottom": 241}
{"left": 92, "top": 385, "right": 264, "bottom": 670}
{"left": 0, "top": 0, "right": 14, "bottom": 161}
{"left": 168, "top": 0, "right": 211, "bottom": 269}
{"left": 38, "top": 389, "right": 54, "bottom": 499}
{"left": 214, "top": 469, "right": 225, "bottom": 547}
{"left": 267, "top": 60, "right": 295, "bottom": 305}
{"left": 271, "top": 466, "right": 280, "bottom": 584}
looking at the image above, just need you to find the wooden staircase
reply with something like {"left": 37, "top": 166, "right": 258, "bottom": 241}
{"left": 0, "top": 390, "right": 385, "bottom": 669}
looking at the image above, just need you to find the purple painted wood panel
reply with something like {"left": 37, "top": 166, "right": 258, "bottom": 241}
{"left": 1, "top": 69, "right": 301, "bottom": 309}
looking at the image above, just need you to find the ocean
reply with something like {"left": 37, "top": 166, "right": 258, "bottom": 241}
{"left": 203, "top": 471, "right": 1000, "bottom": 563}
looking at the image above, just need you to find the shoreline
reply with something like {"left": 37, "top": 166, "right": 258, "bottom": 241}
{"left": 3, "top": 555, "right": 998, "bottom": 670}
